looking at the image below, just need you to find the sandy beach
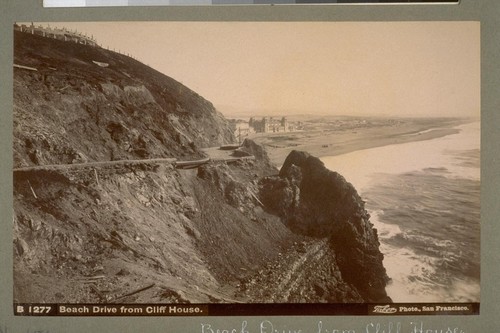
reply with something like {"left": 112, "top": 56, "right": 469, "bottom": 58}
{"left": 249, "top": 117, "right": 473, "bottom": 167}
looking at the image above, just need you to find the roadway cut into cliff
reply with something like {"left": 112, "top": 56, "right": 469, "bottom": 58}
{"left": 14, "top": 146, "right": 390, "bottom": 304}
{"left": 13, "top": 156, "right": 301, "bottom": 303}
{"left": 13, "top": 28, "right": 390, "bottom": 304}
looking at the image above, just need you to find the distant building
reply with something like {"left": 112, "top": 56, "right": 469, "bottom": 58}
{"left": 249, "top": 116, "right": 290, "bottom": 133}
{"left": 14, "top": 23, "right": 99, "bottom": 47}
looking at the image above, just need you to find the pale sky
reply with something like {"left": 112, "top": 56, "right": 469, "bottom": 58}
{"left": 42, "top": 21, "right": 479, "bottom": 118}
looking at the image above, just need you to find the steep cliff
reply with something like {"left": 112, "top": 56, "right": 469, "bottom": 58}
{"left": 13, "top": 30, "right": 234, "bottom": 168}
{"left": 13, "top": 28, "right": 390, "bottom": 305}
{"left": 259, "top": 151, "right": 391, "bottom": 302}
{"left": 13, "top": 160, "right": 302, "bottom": 303}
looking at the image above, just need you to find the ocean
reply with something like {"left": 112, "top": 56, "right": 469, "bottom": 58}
{"left": 321, "top": 121, "right": 480, "bottom": 303}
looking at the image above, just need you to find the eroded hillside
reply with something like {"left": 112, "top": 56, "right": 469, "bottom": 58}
{"left": 13, "top": 158, "right": 305, "bottom": 303}
{"left": 14, "top": 150, "right": 389, "bottom": 303}
{"left": 13, "top": 29, "right": 390, "bottom": 305}
{"left": 13, "top": 31, "right": 233, "bottom": 168}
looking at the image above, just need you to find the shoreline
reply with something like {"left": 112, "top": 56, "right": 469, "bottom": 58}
{"left": 250, "top": 119, "right": 473, "bottom": 167}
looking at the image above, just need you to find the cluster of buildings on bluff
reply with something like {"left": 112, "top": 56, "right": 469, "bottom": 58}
{"left": 249, "top": 116, "right": 292, "bottom": 133}
{"left": 231, "top": 116, "right": 303, "bottom": 141}
{"left": 14, "top": 23, "right": 98, "bottom": 47}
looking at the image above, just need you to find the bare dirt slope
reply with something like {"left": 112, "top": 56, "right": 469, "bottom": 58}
{"left": 13, "top": 149, "right": 389, "bottom": 304}
{"left": 13, "top": 29, "right": 390, "bottom": 304}
{"left": 14, "top": 30, "right": 234, "bottom": 169}
{"left": 14, "top": 159, "right": 303, "bottom": 303}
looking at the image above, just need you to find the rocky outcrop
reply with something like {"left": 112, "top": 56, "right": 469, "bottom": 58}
{"left": 13, "top": 28, "right": 391, "bottom": 305}
{"left": 260, "top": 150, "right": 390, "bottom": 302}
{"left": 235, "top": 139, "right": 278, "bottom": 177}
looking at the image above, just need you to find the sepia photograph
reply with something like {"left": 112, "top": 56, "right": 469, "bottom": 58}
{"left": 12, "top": 21, "right": 480, "bottom": 314}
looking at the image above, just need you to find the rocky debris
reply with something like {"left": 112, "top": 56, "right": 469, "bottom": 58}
{"left": 197, "top": 163, "right": 259, "bottom": 217}
{"left": 259, "top": 150, "right": 391, "bottom": 302}
{"left": 14, "top": 238, "right": 30, "bottom": 257}
{"left": 240, "top": 239, "right": 363, "bottom": 303}
{"left": 158, "top": 288, "right": 190, "bottom": 303}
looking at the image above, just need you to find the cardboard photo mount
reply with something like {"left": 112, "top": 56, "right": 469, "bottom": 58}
{"left": 2, "top": 0, "right": 499, "bottom": 332}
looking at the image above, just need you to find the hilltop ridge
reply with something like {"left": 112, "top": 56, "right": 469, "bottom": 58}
{"left": 13, "top": 30, "right": 234, "bottom": 168}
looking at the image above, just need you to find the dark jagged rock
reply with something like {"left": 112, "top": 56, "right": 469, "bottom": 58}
{"left": 240, "top": 139, "right": 269, "bottom": 163}
{"left": 239, "top": 139, "right": 278, "bottom": 176}
{"left": 260, "top": 150, "right": 391, "bottom": 302}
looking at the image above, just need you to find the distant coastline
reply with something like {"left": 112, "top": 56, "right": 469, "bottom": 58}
{"left": 250, "top": 117, "right": 474, "bottom": 167}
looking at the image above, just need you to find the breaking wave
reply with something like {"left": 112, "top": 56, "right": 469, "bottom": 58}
{"left": 322, "top": 121, "right": 480, "bottom": 302}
